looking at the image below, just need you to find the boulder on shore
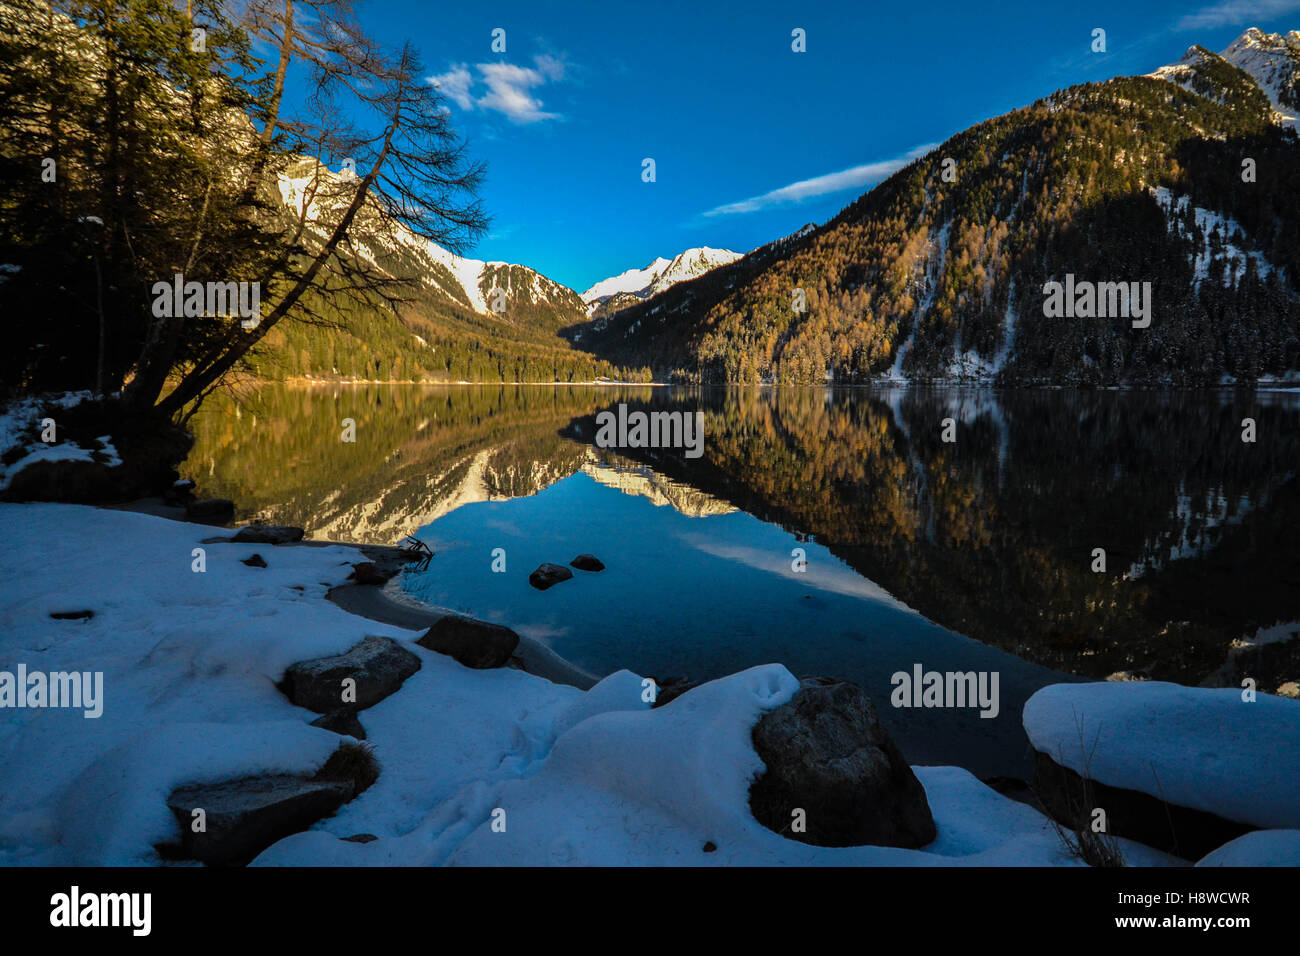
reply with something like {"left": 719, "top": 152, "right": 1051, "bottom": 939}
{"left": 417, "top": 614, "right": 519, "bottom": 669}
{"left": 281, "top": 636, "right": 421, "bottom": 713}
{"left": 232, "top": 524, "right": 305, "bottom": 545}
{"left": 349, "top": 561, "right": 397, "bottom": 586}
{"left": 749, "top": 676, "right": 936, "bottom": 848}
{"left": 165, "top": 775, "right": 354, "bottom": 866}
{"left": 1031, "top": 750, "right": 1252, "bottom": 860}
{"left": 529, "top": 563, "right": 573, "bottom": 590}
{"left": 1023, "top": 682, "right": 1300, "bottom": 859}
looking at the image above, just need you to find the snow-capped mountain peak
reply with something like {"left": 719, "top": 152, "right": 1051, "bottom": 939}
{"left": 580, "top": 247, "right": 742, "bottom": 314}
{"left": 1221, "top": 28, "right": 1300, "bottom": 126}
{"left": 1148, "top": 27, "right": 1300, "bottom": 127}
{"left": 580, "top": 258, "right": 673, "bottom": 307}
{"left": 275, "top": 160, "right": 581, "bottom": 320}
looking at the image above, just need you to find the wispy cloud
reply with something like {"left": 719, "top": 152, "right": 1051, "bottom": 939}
{"left": 428, "top": 54, "right": 568, "bottom": 124}
{"left": 429, "top": 64, "right": 475, "bottom": 109}
{"left": 1175, "top": 0, "right": 1300, "bottom": 31}
{"left": 702, "top": 143, "right": 939, "bottom": 217}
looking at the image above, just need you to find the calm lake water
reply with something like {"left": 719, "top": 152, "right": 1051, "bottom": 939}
{"left": 184, "top": 384, "right": 1300, "bottom": 780}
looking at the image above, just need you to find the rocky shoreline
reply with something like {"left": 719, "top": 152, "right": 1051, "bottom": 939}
{"left": 1, "top": 439, "right": 1296, "bottom": 866}
{"left": 93, "top": 505, "right": 1300, "bottom": 866}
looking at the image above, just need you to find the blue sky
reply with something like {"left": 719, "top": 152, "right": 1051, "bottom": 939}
{"left": 339, "top": 0, "right": 1300, "bottom": 292}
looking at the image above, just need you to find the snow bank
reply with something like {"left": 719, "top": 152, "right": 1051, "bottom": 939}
{"left": 0, "top": 392, "right": 121, "bottom": 491}
{"left": 257, "top": 665, "right": 1097, "bottom": 867}
{"left": 1023, "top": 682, "right": 1300, "bottom": 829}
{"left": 0, "top": 504, "right": 380, "bottom": 863}
{"left": 1197, "top": 830, "right": 1300, "bottom": 867}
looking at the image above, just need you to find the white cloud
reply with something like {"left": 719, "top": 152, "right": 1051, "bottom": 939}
{"left": 426, "top": 55, "right": 568, "bottom": 124}
{"left": 1176, "top": 0, "right": 1300, "bottom": 30}
{"left": 703, "top": 143, "right": 939, "bottom": 217}
{"left": 477, "top": 62, "right": 558, "bottom": 123}
{"left": 428, "top": 64, "right": 474, "bottom": 110}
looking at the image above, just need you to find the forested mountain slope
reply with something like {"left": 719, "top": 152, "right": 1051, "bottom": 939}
{"left": 576, "top": 29, "right": 1300, "bottom": 386}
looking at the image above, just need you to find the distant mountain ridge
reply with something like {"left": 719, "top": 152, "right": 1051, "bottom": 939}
{"left": 579, "top": 247, "right": 741, "bottom": 321}
{"left": 265, "top": 160, "right": 645, "bottom": 383}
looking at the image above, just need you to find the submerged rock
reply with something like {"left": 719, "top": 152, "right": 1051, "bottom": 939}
{"left": 570, "top": 554, "right": 605, "bottom": 572}
{"left": 417, "top": 614, "right": 519, "bottom": 669}
{"left": 529, "top": 563, "right": 574, "bottom": 590}
{"left": 749, "top": 676, "right": 936, "bottom": 848}
{"left": 282, "top": 636, "right": 421, "bottom": 713}
{"left": 232, "top": 525, "right": 305, "bottom": 545}
{"left": 165, "top": 775, "right": 354, "bottom": 866}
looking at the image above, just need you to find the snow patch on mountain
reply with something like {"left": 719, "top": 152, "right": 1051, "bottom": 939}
{"left": 1147, "top": 186, "right": 1276, "bottom": 288}
{"left": 883, "top": 223, "right": 950, "bottom": 383}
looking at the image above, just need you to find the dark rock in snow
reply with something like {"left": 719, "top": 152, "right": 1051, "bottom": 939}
{"left": 314, "top": 741, "right": 379, "bottom": 796}
{"left": 282, "top": 636, "right": 421, "bottom": 713}
{"left": 349, "top": 561, "right": 396, "bottom": 585}
{"left": 650, "top": 676, "right": 699, "bottom": 708}
{"left": 186, "top": 498, "right": 235, "bottom": 525}
{"left": 164, "top": 478, "right": 196, "bottom": 506}
{"left": 1031, "top": 750, "right": 1254, "bottom": 860}
{"left": 529, "top": 563, "right": 573, "bottom": 590}
{"left": 242, "top": 553, "right": 267, "bottom": 568}
{"left": 570, "top": 554, "right": 605, "bottom": 572}
{"left": 49, "top": 609, "right": 94, "bottom": 620}
{"left": 166, "top": 775, "right": 354, "bottom": 866}
{"left": 749, "top": 676, "right": 936, "bottom": 848}
{"left": 417, "top": 614, "right": 520, "bottom": 670}
{"left": 232, "top": 524, "right": 304, "bottom": 545}
{"left": 342, "top": 833, "right": 378, "bottom": 844}
{"left": 311, "top": 708, "right": 367, "bottom": 740}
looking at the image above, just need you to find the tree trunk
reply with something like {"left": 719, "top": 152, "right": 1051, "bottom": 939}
{"left": 156, "top": 116, "right": 398, "bottom": 418}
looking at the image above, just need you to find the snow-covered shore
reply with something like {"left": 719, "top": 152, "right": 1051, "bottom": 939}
{"left": 0, "top": 503, "right": 1289, "bottom": 866}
